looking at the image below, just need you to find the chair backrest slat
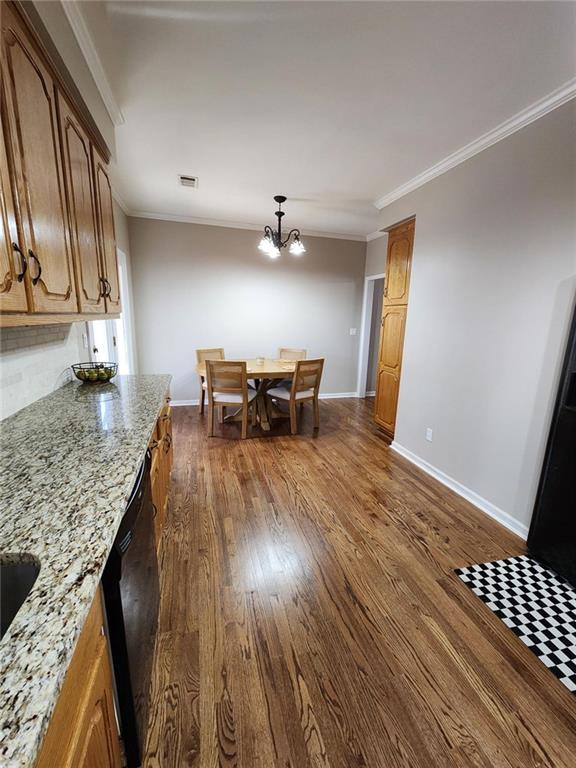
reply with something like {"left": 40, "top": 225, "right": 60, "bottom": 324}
{"left": 292, "top": 358, "right": 324, "bottom": 395}
{"left": 206, "top": 360, "right": 248, "bottom": 399}
{"left": 196, "top": 347, "right": 225, "bottom": 364}
{"left": 278, "top": 347, "right": 307, "bottom": 361}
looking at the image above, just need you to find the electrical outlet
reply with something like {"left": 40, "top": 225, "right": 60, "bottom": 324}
{"left": 349, "top": 328, "right": 357, "bottom": 336}
{"left": 425, "top": 427, "right": 433, "bottom": 442}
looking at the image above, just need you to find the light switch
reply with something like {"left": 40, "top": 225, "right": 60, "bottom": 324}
{"left": 426, "top": 427, "right": 433, "bottom": 442}
{"left": 349, "top": 328, "right": 357, "bottom": 336}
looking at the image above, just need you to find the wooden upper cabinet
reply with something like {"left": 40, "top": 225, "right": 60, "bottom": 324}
{"left": 93, "top": 149, "right": 121, "bottom": 313}
{"left": 1, "top": 5, "right": 77, "bottom": 313}
{"left": 384, "top": 218, "right": 414, "bottom": 306}
{"left": 58, "top": 93, "right": 105, "bottom": 314}
{"left": 0, "top": 103, "right": 28, "bottom": 312}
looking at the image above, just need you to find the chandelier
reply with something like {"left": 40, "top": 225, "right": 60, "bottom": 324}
{"left": 258, "top": 195, "right": 306, "bottom": 259}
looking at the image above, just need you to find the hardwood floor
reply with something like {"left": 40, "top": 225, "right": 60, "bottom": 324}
{"left": 143, "top": 398, "right": 576, "bottom": 768}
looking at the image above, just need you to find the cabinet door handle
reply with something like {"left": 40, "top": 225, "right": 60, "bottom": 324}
{"left": 12, "top": 243, "right": 27, "bottom": 282}
{"left": 99, "top": 277, "right": 107, "bottom": 298}
{"left": 105, "top": 278, "right": 112, "bottom": 298}
{"left": 28, "top": 250, "right": 42, "bottom": 286}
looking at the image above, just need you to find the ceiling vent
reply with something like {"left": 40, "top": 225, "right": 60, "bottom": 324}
{"left": 179, "top": 174, "right": 198, "bottom": 188}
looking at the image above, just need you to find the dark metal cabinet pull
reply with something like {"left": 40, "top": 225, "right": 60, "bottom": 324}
{"left": 99, "top": 276, "right": 107, "bottom": 298}
{"left": 28, "top": 250, "right": 42, "bottom": 285}
{"left": 105, "top": 278, "right": 112, "bottom": 298}
{"left": 12, "top": 242, "right": 27, "bottom": 282}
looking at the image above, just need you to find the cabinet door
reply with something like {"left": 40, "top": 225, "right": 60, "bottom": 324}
{"left": 58, "top": 94, "right": 105, "bottom": 313}
{"left": 374, "top": 305, "right": 407, "bottom": 436}
{"left": 384, "top": 218, "right": 414, "bottom": 306}
{"left": 1, "top": 5, "right": 77, "bottom": 313}
{"left": 0, "top": 102, "right": 28, "bottom": 312}
{"left": 68, "top": 638, "right": 122, "bottom": 768}
{"left": 36, "top": 590, "right": 122, "bottom": 768}
{"left": 92, "top": 149, "right": 121, "bottom": 313}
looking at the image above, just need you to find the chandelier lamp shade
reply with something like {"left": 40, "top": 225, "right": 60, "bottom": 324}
{"left": 258, "top": 195, "right": 306, "bottom": 259}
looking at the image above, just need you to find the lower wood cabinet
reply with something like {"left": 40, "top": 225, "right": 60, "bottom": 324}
{"left": 149, "top": 401, "right": 173, "bottom": 550}
{"left": 374, "top": 305, "right": 407, "bottom": 436}
{"left": 36, "top": 589, "right": 122, "bottom": 768}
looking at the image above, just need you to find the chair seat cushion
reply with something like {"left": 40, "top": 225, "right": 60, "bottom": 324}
{"left": 268, "top": 386, "right": 315, "bottom": 401}
{"left": 213, "top": 389, "right": 257, "bottom": 404}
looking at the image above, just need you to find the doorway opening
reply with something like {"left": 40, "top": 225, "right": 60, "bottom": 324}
{"left": 87, "top": 249, "right": 136, "bottom": 374}
{"left": 356, "top": 273, "right": 386, "bottom": 398}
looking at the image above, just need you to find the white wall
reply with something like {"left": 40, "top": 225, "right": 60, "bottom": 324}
{"left": 128, "top": 219, "right": 367, "bottom": 401}
{"left": 365, "top": 234, "right": 388, "bottom": 277}
{"left": 0, "top": 324, "right": 85, "bottom": 419}
{"left": 378, "top": 100, "right": 576, "bottom": 533}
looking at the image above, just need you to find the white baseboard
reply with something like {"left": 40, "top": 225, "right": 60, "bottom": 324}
{"left": 319, "top": 391, "right": 359, "bottom": 399}
{"left": 171, "top": 392, "right": 359, "bottom": 407}
{"left": 390, "top": 441, "right": 529, "bottom": 540}
{"left": 365, "top": 390, "right": 376, "bottom": 397}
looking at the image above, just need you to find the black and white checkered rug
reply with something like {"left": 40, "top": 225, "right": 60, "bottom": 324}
{"left": 455, "top": 555, "right": 576, "bottom": 694}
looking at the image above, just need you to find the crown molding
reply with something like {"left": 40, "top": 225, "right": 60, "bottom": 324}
{"left": 128, "top": 209, "right": 367, "bottom": 241}
{"left": 374, "top": 77, "right": 576, "bottom": 211}
{"left": 60, "top": 1, "right": 124, "bottom": 126}
{"left": 111, "top": 189, "right": 129, "bottom": 214}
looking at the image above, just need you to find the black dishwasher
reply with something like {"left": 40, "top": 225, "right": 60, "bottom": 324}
{"left": 102, "top": 449, "right": 159, "bottom": 768}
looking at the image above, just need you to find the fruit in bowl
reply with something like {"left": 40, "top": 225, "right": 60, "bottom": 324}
{"left": 73, "top": 363, "right": 117, "bottom": 383}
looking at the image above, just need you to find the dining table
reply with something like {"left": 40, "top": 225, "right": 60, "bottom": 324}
{"left": 195, "top": 357, "right": 297, "bottom": 431}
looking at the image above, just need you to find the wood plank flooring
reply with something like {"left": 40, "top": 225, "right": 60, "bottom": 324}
{"left": 143, "top": 398, "right": 576, "bottom": 768}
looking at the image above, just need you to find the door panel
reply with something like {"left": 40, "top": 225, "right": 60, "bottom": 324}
{"left": 375, "top": 368, "right": 401, "bottom": 434}
{"left": 2, "top": 6, "right": 77, "bottom": 313}
{"left": 374, "top": 303, "right": 407, "bottom": 437}
{"left": 92, "top": 149, "right": 121, "bottom": 312}
{"left": 0, "top": 103, "right": 28, "bottom": 312}
{"left": 384, "top": 219, "right": 414, "bottom": 306}
{"left": 68, "top": 638, "right": 122, "bottom": 768}
{"left": 59, "top": 94, "right": 105, "bottom": 313}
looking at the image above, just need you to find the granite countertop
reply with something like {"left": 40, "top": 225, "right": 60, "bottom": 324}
{"left": 0, "top": 374, "right": 171, "bottom": 767}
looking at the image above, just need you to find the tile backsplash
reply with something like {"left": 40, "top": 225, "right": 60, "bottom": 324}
{"left": 0, "top": 323, "right": 87, "bottom": 420}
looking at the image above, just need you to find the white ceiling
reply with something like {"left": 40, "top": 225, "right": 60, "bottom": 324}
{"left": 78, "top": 1, "right": 576, "bottom": 237}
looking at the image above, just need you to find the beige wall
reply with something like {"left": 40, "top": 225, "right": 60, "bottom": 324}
{"left": 128, "top": 219, "right": 366, "bottom": 401}
{"left": 378, "top": 100, "right": 576, "bottom": 534}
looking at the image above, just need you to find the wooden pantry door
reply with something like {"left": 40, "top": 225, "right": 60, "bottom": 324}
{"left": 374, "top": 218, "right": 414, "bottom": 438}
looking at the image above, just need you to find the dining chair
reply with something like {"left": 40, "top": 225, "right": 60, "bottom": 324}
{"left": 206, "top": 360, "right": 257, "bottom": 439}
{"left": 278, "top": 347, "right": 307, "bottom": 360}
{"left": 196, "top": 348, "right": 225, "bottom": 414}
{"left": 267, "top": 358, "right": 324, "bottom": 435}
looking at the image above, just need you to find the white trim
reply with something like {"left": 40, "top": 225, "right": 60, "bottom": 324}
{"left": 390, "top": 441, "right": 529, "bottom": 540}
{"left": 366, "top": 230, "right": 386, "bottom": 242}
{"left": 112, "top": 189, "right": 129, "bottom": 214}
{"left": 61, "top": 1, "right": 124, "bottom": 126}
{"left": 374, "top": 78, "right": 576, "bottom": 210}
{"left": 356, "top": 273, "right": 386, "bottom": 398}
{"left": 318, "top": 391, "right": 359, "bottom": 400}
{"left": 128, "top": 209, "right": 367, "bottom": 241}
{"left": 365, "top": 390, "right": 375, "bottom": 397}
{"left": 171, "top": 392, "right": 359, "bottom": 407}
